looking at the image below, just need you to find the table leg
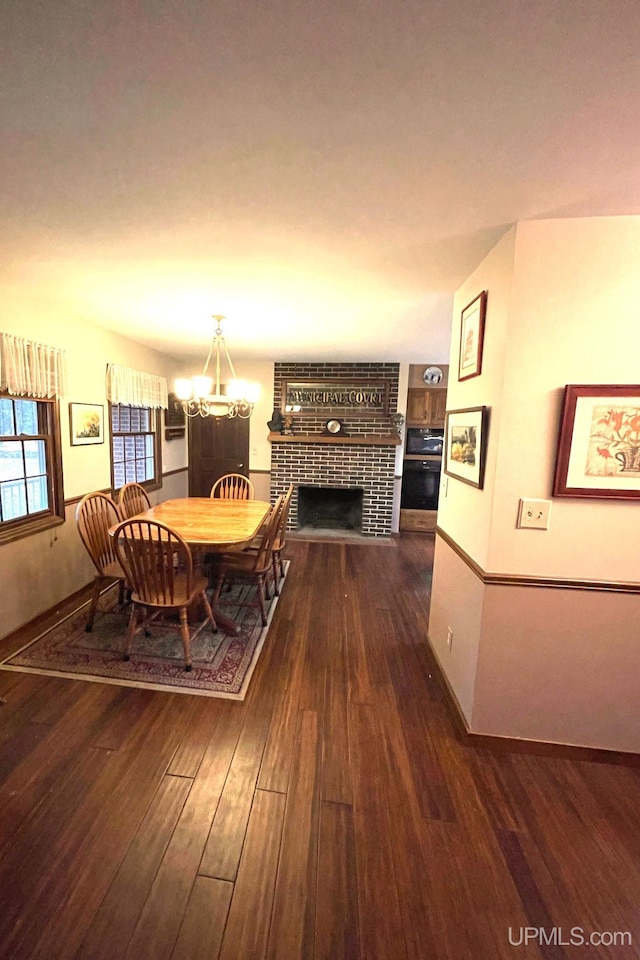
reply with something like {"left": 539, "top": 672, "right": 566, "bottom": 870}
{"left": 192, "top": 548, "right": 241, "bottom": 637}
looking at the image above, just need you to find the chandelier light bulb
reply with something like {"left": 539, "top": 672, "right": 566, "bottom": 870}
{"left": 174, "top": 378, "right": 194, "bottom": 401}
{"left": 192, "top": 376, "right": 213, "bottom": 399}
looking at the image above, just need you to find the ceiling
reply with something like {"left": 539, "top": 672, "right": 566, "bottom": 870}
{"left": 2, "top": 0, "right": 640, "bottom": 364}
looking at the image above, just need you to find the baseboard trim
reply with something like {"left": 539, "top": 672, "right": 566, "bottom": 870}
{"left": 436, "top": 526, "right": 640, "bottom": 595}
{"left": 426, "top": 634, "right": 640, "bottom": 767}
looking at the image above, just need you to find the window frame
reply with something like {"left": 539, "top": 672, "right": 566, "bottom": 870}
{"left": 108, "top": 402, "right": 163, "bottom": 495}
{"left": 0, "top": 393, "right": 65, "bottom": 545}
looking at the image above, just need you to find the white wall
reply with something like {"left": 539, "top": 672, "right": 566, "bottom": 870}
{"left": 435, "top": 227, "right": 516, "bottom": 570}
{"left": 430, "top": 215, "right": 640, "bottom": 751}
{"left": 489, "top": 217, "right": 640, "bottom": 581}
{"left": 243, "top": 360, "right": 275, "bottom": 472}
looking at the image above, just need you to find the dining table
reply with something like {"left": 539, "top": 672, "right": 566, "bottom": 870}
{"left": 110, "top": 497, "right": 272, "bottom": 636}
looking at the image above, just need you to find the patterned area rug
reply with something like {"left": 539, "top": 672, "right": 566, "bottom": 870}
{"left": 1, "top": 563, "right": 288, "bottom": 700}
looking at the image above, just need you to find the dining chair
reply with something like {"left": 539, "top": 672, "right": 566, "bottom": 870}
{"left": 113, "top": 518, "right": 216, "bottom": 671}
{"left": 243, "top": 486, "right": 292, "bottom": 596}
{"left": 211, "top": 494, "right": 284, "bottom": 625}
{"left": 210, "top": 473, "right": 254, "bottom": 500}
{"left": 117, "top": 481, "right": 151, "bottom": 520}
{"left": 271, "top": 484, "right": 293, "bottom": 595}
{"left": 75, "top": 492, "right": 129, "bottom": 631}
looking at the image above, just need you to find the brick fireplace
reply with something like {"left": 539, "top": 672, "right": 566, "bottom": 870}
{"left": 270, "top": 362, "right": 399, "bottom": 537}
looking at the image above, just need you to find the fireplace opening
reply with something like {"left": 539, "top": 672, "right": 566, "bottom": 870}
{"left": 297, "top": 485, "right": 364, "bottom": 533}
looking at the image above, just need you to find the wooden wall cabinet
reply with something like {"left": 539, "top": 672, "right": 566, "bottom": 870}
{"left": 406, "top": 388, "right": 447, "bottom": 427}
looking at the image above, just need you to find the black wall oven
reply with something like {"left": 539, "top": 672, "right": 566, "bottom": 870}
{"left": 400, "top": 458, "right": 442, "bottom": 510}
{"left": 405, "top": 427, "right": 444, "bottom": 456}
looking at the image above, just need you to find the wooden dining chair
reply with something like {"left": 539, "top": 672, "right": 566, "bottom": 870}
{"left": 211, "top": 494, "right": 284, "bottom": 625}
{"left": 271, "top": 484, "right": 293, "bottom": 595}
{"left": 210, "top": 473, "right": 254, "bottom": 500}
{"left": 113, "top": 518, "right": 216, "bottom": 671}
{"left": 117, "top": 482, "right": 151, "bottom": 520}
{"left": 75, "top": 492, "right": 129, "bottom": 632}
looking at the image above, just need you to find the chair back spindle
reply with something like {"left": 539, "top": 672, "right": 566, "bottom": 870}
{"left": 274, "top": 484, "right": 293, "bottom": 552}
{"left": 254, "top": 494, "right": 285, "bottom": 572}
{"left": 118, "top": 482, "right": 152, "bottom": 520}
{"left": 76, "top": 492, "right": 121, "bottom": 574}
{"left": 210, "top": 473, "right": 254, "bottom": 500}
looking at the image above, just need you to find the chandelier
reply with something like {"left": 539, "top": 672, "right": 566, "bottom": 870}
{"left": 174, "top": 315, "right": 259, "bottom": 419}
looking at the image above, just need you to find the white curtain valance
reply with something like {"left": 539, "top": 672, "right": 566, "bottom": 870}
{"left": 106, "top": 363, "right": 168, "bottom": 409}
{"left": 0, "top": 332, "right": 68, "bottom": 398}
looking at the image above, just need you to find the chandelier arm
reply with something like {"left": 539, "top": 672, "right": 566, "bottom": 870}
{"left": 182, "top": 400, "right": 202, "bottom": 418}
{"left": 201, "top": 338, "right": 215, "bottom": 379}
{"left": 222, "top": 338, "right": 238, "bottom": 381}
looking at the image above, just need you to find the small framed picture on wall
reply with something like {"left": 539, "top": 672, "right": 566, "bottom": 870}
{"left": 458, "top": 291, "right": 487, "bottom": 381}
{"left": 444, "top": 406, "right": 489, "bottom": 489}
{"left": 69, "top": 403, "right": 104, "bottom": 446}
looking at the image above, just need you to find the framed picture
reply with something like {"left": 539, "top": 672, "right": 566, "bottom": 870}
{"left": 553, "top": 385, "right": 640, "bottom": 499}
{"left": 165, "top": 392, "right": 186, "bottom": 428}
{"left": 458, "top": 291, "right": 487, "bottom": 381}
{"left": 69, "top": 403, "right": 104, "bottom": 446}
{"left": 444, "top": 406, "right": 489, "bottom": 489}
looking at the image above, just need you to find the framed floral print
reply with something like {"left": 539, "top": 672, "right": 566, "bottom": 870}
{"left": 553, "top": 384, "right": 640, "bottom": 499}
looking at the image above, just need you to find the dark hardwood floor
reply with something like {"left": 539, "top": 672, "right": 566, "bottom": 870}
{"left": 0, "top": 534, "right": 638, "bottom": 960}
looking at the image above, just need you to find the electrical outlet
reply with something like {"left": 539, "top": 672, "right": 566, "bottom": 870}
{"left": 446, "top": 627, "right": 453, "bottom": 650}
{"left": 517, "top": 498, "right": 551, "bottom": 530}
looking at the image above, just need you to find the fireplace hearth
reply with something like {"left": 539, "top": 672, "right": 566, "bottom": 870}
{"left": 297, "top": 486, "right": 363, "bottom": 532}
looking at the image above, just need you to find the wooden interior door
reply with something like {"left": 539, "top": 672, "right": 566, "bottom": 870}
{"left": 188, "top": 415, "right": 250, "bottom": 497}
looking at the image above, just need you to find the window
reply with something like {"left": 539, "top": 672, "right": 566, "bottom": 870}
{"left": 0, "top": 394, "right": 64, "bottom": 543}
{"left": 110, "top": 404, "right": 162, "bottom": 491}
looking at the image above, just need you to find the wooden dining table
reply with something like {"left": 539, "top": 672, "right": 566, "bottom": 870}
{"left": 110, "top": 497, "right": 272, "bottom": 636}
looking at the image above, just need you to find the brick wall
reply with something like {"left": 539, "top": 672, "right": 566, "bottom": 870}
{"left": 273, "top": 361, "right": 399, "bottom": 436}
{"left": 270, "top": 362, "right": 399, "bottom": 537}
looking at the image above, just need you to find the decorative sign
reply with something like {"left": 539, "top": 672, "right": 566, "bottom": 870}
{"left": 282, "top": 381, "right": 389, "bottom": 415}
{"left": 165, "top": 392, "right": 186, "bottom": 428}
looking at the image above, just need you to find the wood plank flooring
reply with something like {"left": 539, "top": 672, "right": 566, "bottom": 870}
{"left": 0, "top": 535, "right": 639, "bottom": 960}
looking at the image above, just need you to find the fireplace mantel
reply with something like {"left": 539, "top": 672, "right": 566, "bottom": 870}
{"left": 268, "top": 432, "right": 400, "bottom": 446}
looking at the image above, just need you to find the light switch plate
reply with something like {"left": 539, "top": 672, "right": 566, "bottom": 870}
{"left": 517, "top": 498, "right": 551, "bottom": 530}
